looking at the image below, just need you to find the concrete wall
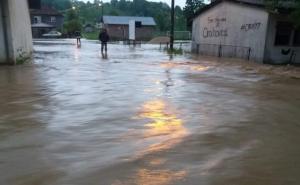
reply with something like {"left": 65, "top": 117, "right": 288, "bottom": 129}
{"left": 7, "top": 0, "right": 33, "bottom": 63}
{"left": 192, "top": 1, "right": 269, "bottom": 62}
{"left": 0, "top": 0, "right": 33, "bottom": 64}
{"left": 264, "top": 14, "right": 300, "bottom": 64}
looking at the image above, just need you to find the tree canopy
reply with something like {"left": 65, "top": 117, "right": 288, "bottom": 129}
{"left": 183, "top": 0, "right": 205, "bottom": 20}
{"left": 266, "top": 0, "right": 300, "bottom": 27}
{"left": 182, "top": 0, "right": 205, "bottom": 29}
{"left": 41, "top": 0, "right": 187, "bottom": 32}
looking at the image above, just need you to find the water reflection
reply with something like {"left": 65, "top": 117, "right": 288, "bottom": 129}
{"left": 139, "top": 100, "right": 188, "bottom": 142}
{"left": 160, "top": 61, "right": 211, "bottom": 72}
{"left": 131, "top": 99, "right": 188, "bottom": 185}
{"left": 190, "top": 65, "right": 210, "bottom": 72}
{"left": 74, "top": 47, "right": 80, "bottom": 62}
{"left": 134, "top": 169, "right": 186, "bottom": 185}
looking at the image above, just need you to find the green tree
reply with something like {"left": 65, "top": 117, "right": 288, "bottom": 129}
{"left": 266, "top": 0, "right": 300, "bottom": 27}
{"left": 109, "top": 9, "right": 120, "bottom": 16}
{"left": 111, "top": 0, "right": 118, "bottom": 7}
{"left": 64, "top": 9, "right": 82, "bottom": 34}
{"left": 175, "top": 6, "right": 187, "bottom": 31}
{"left": 41, "top": 0, "right": 72, "bottom": 10}
{"left": 291, "top": 2, "right": 300, "bottom": 27}
{"left": 41, "top": 0, "right": 188, "bottom": 32}
{"left": 183, "top": 0, "right": 205, "bottom": 20}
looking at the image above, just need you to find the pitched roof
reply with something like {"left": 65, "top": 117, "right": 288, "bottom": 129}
{"left": 30, "top": 6, "right": 63, "bottom": 16}
{"left": 193, "top": 0, "right": 294, "bottom": 19}
{"left": 102, "top": 16, "right": 156, "bottom": 26}
{"left": 31, "top": 23, "right": 55, "bottom": 28}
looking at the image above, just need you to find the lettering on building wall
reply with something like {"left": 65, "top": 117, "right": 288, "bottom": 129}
{"left": 203, "top": 28, "right": 228, "bottom": 38}
{"left": 241, "top": 22, "right": 261, "bottom": 32}
{"left": 207, "top": 17, "right": 227, "bottom": 27}
{"left": 203, "top": 16, "right": 228, "bottom": 38}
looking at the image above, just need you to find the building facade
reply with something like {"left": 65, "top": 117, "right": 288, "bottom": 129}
{"left": 192, "top": 0, "right": 300, "bottom": 64}
{"left": 100, "top": 16, "right": 156, "bottom": 41}
{"left": 30, "top": 7, "right": 64, "bottom": 38}
{"left": 0, "top": 0, "right": 34, "bottom": 64}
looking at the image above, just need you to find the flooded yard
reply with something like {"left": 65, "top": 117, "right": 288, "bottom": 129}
{"left": 0, "top": 39, "right": 300, "bottom": 185}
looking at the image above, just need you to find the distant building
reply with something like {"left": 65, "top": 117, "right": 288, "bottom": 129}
{"left": 192, "top": 0, "right": 300, "bottom": 64}
{"left": 84, "top": 24, "right": 95, "bottom": 33}
{"left": 30, "top": 7, "right": 64, "bottom": 38}
{"left": 98, "top": 16, "right": 156, "bottom": 41}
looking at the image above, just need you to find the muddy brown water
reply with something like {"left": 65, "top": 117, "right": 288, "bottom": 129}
{"left": 0, "top": 39, "right": 300, "bottom": 185}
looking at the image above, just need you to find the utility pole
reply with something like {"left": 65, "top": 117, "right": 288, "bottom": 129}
{"left": 101, "top": 1, "right": 104, "bottom": 22}
{"left": 170, "top": 0, "right": 175, "bottom": 51}
{"left": 99, "top": 1, "right": 104, "bottom": 28}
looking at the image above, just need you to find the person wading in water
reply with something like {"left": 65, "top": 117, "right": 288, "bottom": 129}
{"left": 98, "top": 28, "right": 110, "bottom": 55}
{"left": 75, "top": 31, "right": 81, "bottom": 47}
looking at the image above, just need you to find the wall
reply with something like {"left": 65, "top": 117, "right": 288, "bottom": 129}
{"left": 32, "top": 27, "right": 52, "bottom": 38}
{"left": 40, "top": 15, "right": 64, "bottom": 29}
{"left": 106, "top": 25, "right": 155, "bottom": 41}
{"left": 264, "top": 14, "right": 300, "bottom": 64}
{"left": 6, "top": 0, "right": 33, "bottom": 64}
{"left": 1, "top": 0, "right": 32, "bottom": 64}
{"left": 192, "top": 1, "right": 269, "bottom": 62}
{"left": 106, "top": 25, "right": 127, "bottom": 40}
{"left": 0, "top": 0, "right": 33, "bottom": 64}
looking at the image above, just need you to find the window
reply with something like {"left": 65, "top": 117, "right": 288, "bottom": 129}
{"left": 293, "top": 29, "right": 300, "bottom": 46}
{"left": 50, "top": 16, "right": 56, "bottom": 23}
{"left": 33, "top": 16, "right": 41, "bottom": 24}
{"left": 274, "top": 22, "right": 293, "bottom": 46}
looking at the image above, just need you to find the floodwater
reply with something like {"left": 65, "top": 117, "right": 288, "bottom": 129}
{"left": 0, "top": 39, "right": 300, "bottom": 185}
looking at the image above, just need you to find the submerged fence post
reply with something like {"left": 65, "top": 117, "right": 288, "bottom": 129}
{"left": 218, "top": 45, "right": 222, "bottom": 57}
{"left": 247, "top": 48, "right": 251, "bottom": 61}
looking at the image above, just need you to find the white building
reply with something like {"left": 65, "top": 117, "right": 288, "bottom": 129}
{"left": 192, "top": 0, "right": 300, "bottom": 64}
{"left": 0, "top": 0, "right": 34, "bottom": 64}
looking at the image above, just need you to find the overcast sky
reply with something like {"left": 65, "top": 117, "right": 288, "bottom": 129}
{"left": 79, "top": 0, "right": 188, "bottom": 8}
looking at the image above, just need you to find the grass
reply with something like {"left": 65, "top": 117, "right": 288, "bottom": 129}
{"left": 83, "top": 32, "right": 99, "bottom": 40}
{"left": 16, "top": 52, "right": 31, "bottom": 65}
{"left": 165, "top": 47, "right": 183, "bottom": 55}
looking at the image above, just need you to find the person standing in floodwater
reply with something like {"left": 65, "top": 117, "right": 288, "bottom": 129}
{"left": 98, "top": 29, "right": 110, "bottom": 53}
{"left": 75, "top": 31, "right": 81, "bottom": 46}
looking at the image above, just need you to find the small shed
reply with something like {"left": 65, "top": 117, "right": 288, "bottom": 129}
{"left": 192, "top": 0, "right": 300, "bottom": 64}
{"left": 84, "top": 24, "right": 95, "bottom": 33}
{"left": 100, "top": 16, "right": 156, "bottom": 41}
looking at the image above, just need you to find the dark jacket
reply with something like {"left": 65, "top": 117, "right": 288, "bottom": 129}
{"left": 75, "top": 31, "right": 81, "bottom": 37}
{"left": 99, "top": 32, "right": 110, "bottom": 43}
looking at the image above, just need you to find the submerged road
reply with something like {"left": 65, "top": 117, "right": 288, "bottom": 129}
{"left": 0, "top": 39, "right": 300, "bottom": 185}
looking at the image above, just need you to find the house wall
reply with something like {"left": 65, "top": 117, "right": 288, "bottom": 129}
{"left": 43, "top": 15, "right": 64, "bottom": 29}
{"left": 30, "top": 15, "right": 64, "bottom": 29}
{"left": 192, "top": 1, "right": 269, "bottom": 62}
{"left": 32, "top": 27, "right": 52, "bottom": 38}
{"left": 106, "top": 25, "right": 155, "bottom": 41}
{"left": 264, "top": 14, "right": 300, "bottom": 64}
{"left": 0, "top": 0, "right": 33, "bottom": 64}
